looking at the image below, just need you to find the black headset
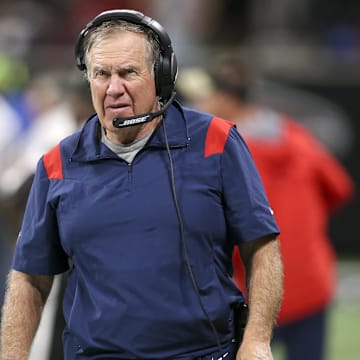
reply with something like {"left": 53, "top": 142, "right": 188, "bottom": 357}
{"left": 75, "top": 9, "right": 178, "bottom": 101}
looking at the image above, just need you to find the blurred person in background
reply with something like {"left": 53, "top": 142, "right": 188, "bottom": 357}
{"left": 0, "top": 9, "right": 283, "bottom": 360}
{"left": 0, "top": 70, "right": 85, "bottom": 240}
{"left": 0, "top": 68, "right": 93, "bottom": 337}
{"left": 179, "top": 54, "right": 355, "bottom": 360}
{"left": 0, "top": 15, "right": 32, "bottom": 312}
{"left": 0, "top": 3, "right": 49, "bottom": 312}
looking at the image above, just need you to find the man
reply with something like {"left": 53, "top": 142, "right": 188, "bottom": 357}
{"left": 183, "top": 55, "right": 354, "bottom": 360}
{"left": 0, "top": 10, "right": 283, "bottom": 360}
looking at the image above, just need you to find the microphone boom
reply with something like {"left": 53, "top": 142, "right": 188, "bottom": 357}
{"left": 113, "top": 92, "right": 176, "bottom": 128}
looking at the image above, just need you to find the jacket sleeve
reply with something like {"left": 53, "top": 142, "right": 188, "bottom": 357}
{"left": 12, "top": 155, "right": 69, "bottom": 275}
{"left": 221, "top": 126, "right": 280, "bottom": 245}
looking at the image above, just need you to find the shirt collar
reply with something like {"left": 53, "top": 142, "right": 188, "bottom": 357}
{"left": 70, "top": 101, "right": 189, "bottom": 162}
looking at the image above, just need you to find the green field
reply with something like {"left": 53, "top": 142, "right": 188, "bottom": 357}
{"left": 328, "top": 301, "right": 360, "bottom": 360}
{"left": 328, "top": 258, "right": 360, "bottom": 360}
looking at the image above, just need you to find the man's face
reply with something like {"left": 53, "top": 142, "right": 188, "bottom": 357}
{"left": 87, "top": 31, "right": 157, "bottom": 133}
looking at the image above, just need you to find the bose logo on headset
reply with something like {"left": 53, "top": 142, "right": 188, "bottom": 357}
{"left": 74, "top": 9, "right": 178, "bottom": 102}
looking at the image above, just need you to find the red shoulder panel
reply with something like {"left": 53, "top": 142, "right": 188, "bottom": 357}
{"left": 43, "top": 144, "right": 63, "bottom": 179}
{"left": 204, "top": 117, "right": 234, "bottom": 158}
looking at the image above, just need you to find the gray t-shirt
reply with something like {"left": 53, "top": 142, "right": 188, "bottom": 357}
{"left": 101, "top": 128, "right": 153, "bottom": 164}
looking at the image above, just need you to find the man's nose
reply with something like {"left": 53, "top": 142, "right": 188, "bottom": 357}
{"left": 106, "top": 75, "right": 126, "bottom": 96}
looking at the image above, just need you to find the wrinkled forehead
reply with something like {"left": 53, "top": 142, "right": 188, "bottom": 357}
{"left": 89, "top": 36, "right": 155, "bottom": 75}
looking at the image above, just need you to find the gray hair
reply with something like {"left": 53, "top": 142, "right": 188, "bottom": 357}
{"left": 83, "top": 20, "right": 161, "bottom": 78}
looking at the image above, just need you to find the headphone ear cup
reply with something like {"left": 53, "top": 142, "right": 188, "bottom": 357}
{"left": 156, "top": 51, "right": 178, "bottom": 100}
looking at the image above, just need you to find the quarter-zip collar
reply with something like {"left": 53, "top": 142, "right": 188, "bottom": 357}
{"left": 70, "top": 101, "right": 190, "bottom": 163}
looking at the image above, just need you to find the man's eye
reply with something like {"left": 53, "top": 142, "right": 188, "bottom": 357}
{"left": 122, "top": 68, "right": 137, "bottom": 76}
{"left": 92, "top": 69, "right": 108, "bottom": 79}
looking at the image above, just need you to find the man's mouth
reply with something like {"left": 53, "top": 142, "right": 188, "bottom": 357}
{"left": 107, "top": 104, "right": 131, "bottom": 115}
{"left": 109, "top": 103, "right": 130, "bottom": 109}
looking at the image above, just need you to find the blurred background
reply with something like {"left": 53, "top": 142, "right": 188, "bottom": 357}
{"left": 0, "top": 1, "right": 359, "bottom": 359}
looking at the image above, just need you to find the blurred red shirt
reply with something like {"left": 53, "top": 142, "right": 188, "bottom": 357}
{"left": 232, "top": 115, "right": 354, "bottom": 324}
